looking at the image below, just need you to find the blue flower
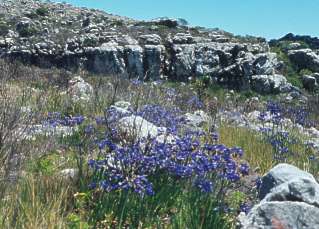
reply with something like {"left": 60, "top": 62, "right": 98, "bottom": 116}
{"left": 195, "top": 178, "right": 213, "bottom": 193}
{"left": 239, "top": 163, "right": 250, "bottom": 175}
{"left": 240, "top": 203, "right": 251, "bottom": 214}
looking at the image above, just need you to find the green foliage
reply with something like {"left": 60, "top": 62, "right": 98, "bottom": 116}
{"left": 27, "top": 153, "right": 60, "bottom": 176}
{"left": 18, "top": 26, "right": 38, "bottom": 37}
{"left": 0, "top": 20, "right": 9, "bottom": 36}
{"left": 192, "top": 75, "right": 211, "bottom": 100}
{"left": 300, "top": 68, "right": 313, "bottom": 76}
{"left": 82, "top": 37, "right": 99, "bottom": 47}
{"left": 277, "top": 40, "right": 310, "bottom": 50}
{"left": 67, "top": 213, "right": 89, "bottom": 229}
{"left": 270, "top": 46, "right": 302, "bottom": 88}
{"left": 110, "top": 20, "right": 124, "bottom": 27}
{"left": 77, "top": 177, "right": 232, "bottom": 228}
{"left": 226, "top": 191, "right": 247, "bottom": 211}
{"left": 36, "top": 6, "right": 50, "bottom": 16}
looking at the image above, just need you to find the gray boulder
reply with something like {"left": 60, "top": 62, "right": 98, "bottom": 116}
{"left": 253, "top": 53, "right": 283, "bottom": 75}
{"left": 171, "top": 44, "right": 196, "bottom": 79}
{"left": 22, "top": 124, "right": 75, "bottom": 140}
{"left": 239, "top": 201, "right": 319, "bottom": 229}
{"left": 239, "top": 164, "right": 319, "bottom": 229}
{"left": 312, "top": 72, "right": 319, "bottom": 81}
{"left": 262, "top": 178, "right": 319, "bottom": 208}
{"left": 68, "top": 76, "right": 93, "bottom": 103}
{"left": 114, "top": 101, "right": 132, "bottom": 111}
{"left": 173, "top": 33, "right": 195, "bottom": 44}
{"left": 286, "top": 42, "right": 302, "bottom": 50}
{"left": 117, "top": 115, "right": 162, "bottom": 139}
{"left": 250, "top": 74, "right": 292, "bottom": 94}
{"left": 108, "top": 101, "right": 133, "bottom": 117}
{"left": 182, "top": 110, "right": 212, "bottom": 129}
{"left": 117, "top": 115, "right": 176, "bottom": 144}
{"left": 288, "top": 49, "right": 319, "bottom": 72}
{"left": 59, "top": 168, "right": 79, "bottom": 182}
{"left": 259, "top": 163, "right": 317, "bottom": 199}
{"left": 302, "top": 75, "right": 318, "bottom": 90}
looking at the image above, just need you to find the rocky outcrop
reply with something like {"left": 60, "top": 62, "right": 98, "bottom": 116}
{"left": 117, "top": 115, "right": 176, "bottom": 144}
{"left": 239, "top": 164, "right": 319, "bottom": 229}
{"left": 0, "top": 0, "right": 294, "bottom": 94}
{"left": 275, "top": 33, "right": 319, "bottom": 50}
{"left": 182, "top": 110, "right": 212, "bottom": 130}
{"left": 250, "top": 74, "right": 291, "bottom": 94}
{"left": 302, "top": 74, "right": 318, "bottom": 90}
{"left": 288, "top": 49, "right": 319, "bottom": 72}
{"left": 239, "top": 201, "right": 319, "bottom": 229}
{"left": 258, "top": 164, "right": 317, "bottom": 199}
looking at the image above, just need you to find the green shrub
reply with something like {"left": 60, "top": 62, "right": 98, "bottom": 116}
{"left": 0, "top": 20, "right": 9, "bottom": 36}
{"left": 270, "top": 46, "right": 302, "bottom": 88}
{"left": 18, "top": 26, "right": 38, "bottom": 37}
{"left": 36, "top": 6, "right": 49, "bottom": 16}
{"left": 300, "top": 68, "right": 313, "bottom": 76}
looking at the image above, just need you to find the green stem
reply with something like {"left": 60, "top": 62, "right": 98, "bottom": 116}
{"left": 118, "top": 191, "right": 129, "bottom": 229}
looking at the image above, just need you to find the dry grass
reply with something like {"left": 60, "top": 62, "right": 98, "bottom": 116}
{"left": 219, "top": 124, "right": 274, "bottom": 174}
{"left": 0, "top": 175, "right": 74, "bottom": 229}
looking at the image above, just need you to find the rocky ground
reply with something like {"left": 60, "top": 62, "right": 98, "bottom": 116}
{"left": 1, "top": 0, "right": 319, "bottom": 96}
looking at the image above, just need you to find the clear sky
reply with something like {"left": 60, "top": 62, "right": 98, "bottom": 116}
{"left": 58, "top": 0, "right": 319, "bottom": 40}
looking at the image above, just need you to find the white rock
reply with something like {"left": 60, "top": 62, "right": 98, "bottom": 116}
{"left": 59, "top": 168, "right": 79, "bottom": 181}
{"left": 68, "top": 76, "right": 93, "bottom": 103}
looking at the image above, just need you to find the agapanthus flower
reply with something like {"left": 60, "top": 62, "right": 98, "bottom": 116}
{"left": 195, "top": 178, "right": 213, "bottom": 193}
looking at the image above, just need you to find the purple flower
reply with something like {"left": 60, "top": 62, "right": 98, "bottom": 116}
{"left": 239, "top": 163, "right": 250, "bottom": 175}
{"left": 240, "top": 203, "right": 251, "bottom": 214}
{"left": 211, "top": 132, "right": 219, "bottom": 141}
{"left": 195, "top": 178, "right": 213, "bottom": 193}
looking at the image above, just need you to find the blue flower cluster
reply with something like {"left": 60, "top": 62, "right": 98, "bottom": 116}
{"left": 263, "top": 101, "right": 314, "bottom": 127}
{"left": 45, "top": 112, "right": 85, "bottom": 127}
{"left": 137, "top": 105, "right": 183, "bottom": 134}
{"left": 89, "top": 129, "right": 249, "bottom": 197}
{"left": 187, "top": 95, "right": 204, "bottom": 110}
{"left": 258, "top": 101, "right": 308, "bottom": 162}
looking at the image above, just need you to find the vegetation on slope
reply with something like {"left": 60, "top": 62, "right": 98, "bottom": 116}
{"left": 0, "top": 60, "right": 318, "bottom": 228}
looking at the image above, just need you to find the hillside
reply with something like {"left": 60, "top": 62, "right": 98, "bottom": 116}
{"left": 1, "top": 0, "right": 319, "bottom": 94}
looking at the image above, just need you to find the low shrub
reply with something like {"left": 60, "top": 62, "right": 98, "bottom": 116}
{"left": 36, "top": 7, "right": 49, "bottom": 17}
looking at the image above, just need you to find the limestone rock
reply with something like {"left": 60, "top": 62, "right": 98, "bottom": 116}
{"left": 117, "top": 115, "right": 161, "bottom": 139}
{"left": 85, "top": 43, "right": 126, "bottom": 75}
{"left": 68, "top": 76, "right": 93, "bottom": 103}
{"left": 302, "top": 75, "right": 318, "bottom": 90}
{"left": 262, "top": 178, "right": 319, "bottom": 208}
{"left": 182, "top": 110, "right": 212, "bottom": 129}
{"left": 124, "top": 45, "right": 144, "bottom": 79}
{"left": 239, "top": 164, "right": 319, "bottom": 229}
{"left": 288, "top": 49, "right": 319, "bottom": 72}
{"left": 117, "top": 115, "right": 177, "bottom": 144}
{"left": 240, "top": 201, "right": 319, "bottom": 229}
{"left": 139, "top": 34, "right": 162, "bottom": 45}
{"left": 250, "top": 74, "right": 291, "bottom": 94}
{"left": 258, "top": 163, "right": 316, "bottom": 199}
{"left": 59, "top": 168, "right": 79, "bottom": 182}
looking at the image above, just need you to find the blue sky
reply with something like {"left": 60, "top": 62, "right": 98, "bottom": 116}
{"left": 59, "top": 0, "right": 319, "bottom": 39}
